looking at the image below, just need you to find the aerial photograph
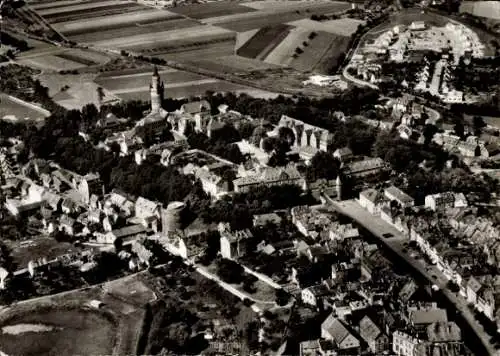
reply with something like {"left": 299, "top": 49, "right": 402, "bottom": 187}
{"left": 0, "top": 0, "right": 499, "bottom": 354}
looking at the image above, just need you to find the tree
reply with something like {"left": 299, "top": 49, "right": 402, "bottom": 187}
{"left": 217, "top": 259, "right": 245, "bottom": 284}
{"left": 307, "top": 151, "right": 340, "bottom": 180}
{"left": 453, "top": 121, "right": 465, "bottom": 139}
{"left": 473, "top": 115, "right": 486, "bottom": 135}
{"left": 422, "top": 124, "right": 438, "bottom": 145}
{"left": 278, "top": 126, "right": 295, "bottom": 147}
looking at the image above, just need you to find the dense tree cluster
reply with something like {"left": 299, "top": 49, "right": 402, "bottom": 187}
{"left": 306, "top": 151, "right": 341, "bottom": 181}
{"left": 201, "top": 184, "right": 316, "bottom": 230}
{"left": 187, "top": 129, "right": 245, "bottom": 164}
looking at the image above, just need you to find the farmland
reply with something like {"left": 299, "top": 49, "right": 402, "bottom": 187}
{"left": 237, "top": 24, "right": 292, "bottom": 59}
{"left": 93, "top": 66, "right": 275, "bottom": 100}
{"left": 170, "top": 1, "right": 256, "bottom": 19}
{"left": 460, "top": 1, "right": 500, "bottom": 20}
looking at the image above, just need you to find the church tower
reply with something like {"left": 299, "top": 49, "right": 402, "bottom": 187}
{"left": 150, "top": 66, "right": 164, "bottom": 113}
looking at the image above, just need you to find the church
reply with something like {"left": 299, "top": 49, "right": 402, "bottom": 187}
{"left": 133, "top": 66, "right": 169, "bottom": 136}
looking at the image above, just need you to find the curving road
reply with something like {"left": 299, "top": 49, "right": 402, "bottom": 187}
{"left": 324, "top": 197, "right": 500, "bottom": 356}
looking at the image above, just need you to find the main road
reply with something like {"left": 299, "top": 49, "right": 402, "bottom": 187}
{"left": 324, "top": 197, "right": 499, "bottom": 356}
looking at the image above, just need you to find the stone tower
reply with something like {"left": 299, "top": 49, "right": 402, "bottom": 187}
{"left": 336, "top": 174, "right": 342, "bottom": 201}
{"left": 150, "top": 66, "right": 164, "bottom": 113}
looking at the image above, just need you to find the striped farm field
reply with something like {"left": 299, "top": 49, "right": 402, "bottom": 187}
{"left": 237, "top": 24, "right": 291, "bottom": 59}
{"left": 169, "top": 2, "right": 256, "bottom": 19}
{"left": 30, "top": 0, "right": 104, "bottom": 10}
{"left": 38, "top": 1, "right": 147, "bottom": 24}
{"left": 205, "top": 2, "right": 353, "bottom": 31}
{"left": 67, "top": 18, "right": 199, "bottom": 44}
{"left": 91, "top": 25, "right": 234, "bottom": 52}
{"left": 53, "top": 9, "right": 181, "bottom": 35}
{"left": 154, "top": 40, "right": 236, "bottom": 62}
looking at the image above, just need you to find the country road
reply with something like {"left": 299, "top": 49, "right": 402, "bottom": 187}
{"left": 325, "top": 197, "right": 500, "bottom": 356}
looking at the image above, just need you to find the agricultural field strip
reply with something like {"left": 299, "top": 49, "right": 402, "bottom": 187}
{"left": 30, "top": 0, "right": 104, "bottom": 10}
{"left": 202, "top": 2, "right": 352, "bottom": 25}
{"left": 264, "top": 27, "right": 310, "bottom": 66}
{"left": 110, "top": 79, "right": 220, "bottom": 94}
{"left": 237, "top": 25, "right": 291, "bottom": 58}
{"left": 256, "top": 26, "right": 293, "bottom": 61}
{"left": 155, "top": 42, "right": 235, "bottom": 61}
{"left": 94, "top": 70, "right": 208, "bottom": 90}
{"left": 41, "top": 4, "right": 148, "bottom": 24}
{"left": 235, "top": 29, "right": 259, "bottom": 51}
{"left": 90, "top": 25, "right": 233, "bottom": 49}
{"left": 36, "top": 0, "right": 135, "bottom": 16}
{"left": 462, "top": 1, "right": 500, "bottom": 20}
{"left": 287, "top": 18, "right": 365, "bottom": 36}
{"left": 169, "top": 2, "right": 255, "bottom": 19}
{"left": 292, "top": 31, "right": 350, "bottom": 72}
{"left": 242, "top": 0, "right": 348, "bottom": 11}
{"left": 67, "top": 18, "right": 200, "bottom": 44}
{"left": 53, "top": 9, "right": 180, "bottom": 33}
{"left": 100, "top": 69, "right": 178, "bottom": 80}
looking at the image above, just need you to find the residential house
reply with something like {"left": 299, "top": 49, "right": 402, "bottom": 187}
{"left": 131, "top": 239, "right": 153, "bottom": 266}
{"left": 359, "top": 189, "right": 389, "bottom": 216}
{"left": 384, "top": 186, "right": 414, "bottom": 208}
{"left": 392, "top": 331, "right": 422, "bottom": 356}
{"left": 321, "top": 314, "right": 360, "bottom": 351}
{"left": 59, "top": 215, "right": 77, "bottom": 236}
{"left": 219, "top": 223, "right": 253, "bottom": 259}
{"left": 333, "top": 147, "right": 353, "bottom": 162}
{"left": 302, "top": 284, "right": 331, "bottom": 308}
{"left": 466, "top": 276, "right": 482, "bottom": 305}
{"left": 233, "top": 164, "right": 306, "bottom": 193}
{"left": 359, "top": 315, "right": 389, "bottom": 354}
{"left": 424, "top": 192, "right": 465, "bottom": 211}
{"left": 408, "top": 305, "right": 448, "bottom": 331}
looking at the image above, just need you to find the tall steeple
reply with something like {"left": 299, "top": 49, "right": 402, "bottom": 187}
{"left": 150, "top": 66, "right": 164, "bottom": 113}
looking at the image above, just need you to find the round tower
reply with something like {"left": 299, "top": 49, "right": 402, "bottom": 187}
{"left": 150, "top": 66, "right": 164, "bottom": 113}
{"left": 161, "top": 201, "right": 185, "bottom": 234}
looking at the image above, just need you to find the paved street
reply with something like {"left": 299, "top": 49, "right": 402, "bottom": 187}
{"left": 327, "top": 198, "right": 500, "bottom": 356}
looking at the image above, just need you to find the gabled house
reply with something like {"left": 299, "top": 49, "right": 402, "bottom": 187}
{"left": 359, "top": 316, "right": 389, "bottom": 354}
{"left": 359, "top": 188, "right": 389, "bottom": 216}
{"left": 302, "top": 284, "right": 331, "bottom": 308}
{"left": 321, "top": 314, "right": 360, "bottom": 351}
{"left": 219, "top": 223, "right": 253, "bottom": 260}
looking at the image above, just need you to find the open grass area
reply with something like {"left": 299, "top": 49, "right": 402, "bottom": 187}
{"left": 0, "top": 94, "right": 50, "bottom": 122}
{"left": 460, "top": 1, "right": 500, "bottom": 20}
{"left": 192, "top": 55, "right": 282, "bottom": 73}
{"left": 17, "top": 54, "right": 86, "bottom": 71}
{"left": 0, "top": 307, "right": 117, "bottom": 356}
{"left": 170, "top": 1, "right": 256, "bottom": 19}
